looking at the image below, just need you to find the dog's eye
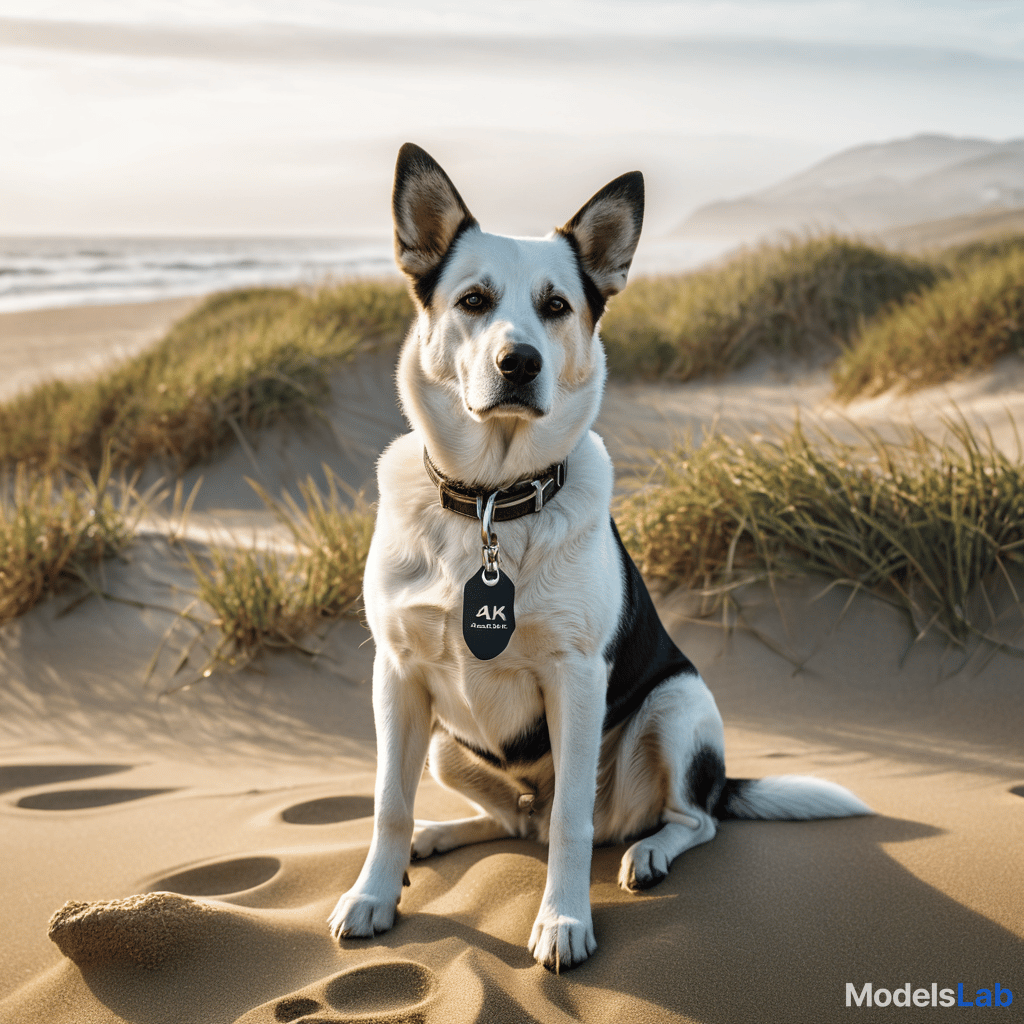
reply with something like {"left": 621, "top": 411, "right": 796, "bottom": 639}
{"left": 458, "top": 292, "right": 488, "bottom": 312}
{"left": 544, "top": 296, "right": 569, "bottom": 317}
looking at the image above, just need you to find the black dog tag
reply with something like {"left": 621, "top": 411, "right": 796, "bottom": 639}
{"left": 462, "top": 568, "right": 516, "bottom": 660}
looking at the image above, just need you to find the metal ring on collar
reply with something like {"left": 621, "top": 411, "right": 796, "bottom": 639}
{"left": 480, "top": 492, "right": 498, "bottom": 548}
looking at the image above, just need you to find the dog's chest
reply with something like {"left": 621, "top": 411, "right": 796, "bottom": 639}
{"left": 383, "top": 549, "right": 572, "bottom": 660}
{"left": 374, "top": 517, "right": 606, "bottom": 748}
{"left": 389, "top": 523, "right": 601, "bottom": 642}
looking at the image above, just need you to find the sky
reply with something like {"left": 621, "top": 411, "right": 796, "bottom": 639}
{"left": 1, "top": 1, "right": 1023, "bottom": 237}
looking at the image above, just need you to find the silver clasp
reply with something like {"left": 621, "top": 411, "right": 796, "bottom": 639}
{"left": 479, "top": 491, "right": 501, "bottom": 585}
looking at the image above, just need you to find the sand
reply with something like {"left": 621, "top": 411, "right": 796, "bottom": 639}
{"left": 1, "top": 300, "right": 1022, "bottom": 1023}
{"left": 0, "top": 297, "right": 199, "bottom": 402}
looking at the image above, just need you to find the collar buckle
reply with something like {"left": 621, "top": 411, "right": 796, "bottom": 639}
{"left": 531, "top": 479, "right": 544, "bottom": 513}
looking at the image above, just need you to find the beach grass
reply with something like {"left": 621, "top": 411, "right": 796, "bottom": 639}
{"left": 600, "top": 235, "right": 939, "bottom": 381}
{"left": 184, "top": 546, "right": 324, "bottom": 672}
{"left": 243, "top": 470, "right": 374, "bottom": 625}
{"left": 615, "top": 417, "right": 1024, "bottom": 643}
{"left": 0, "top": 280, "right": 413, "bottom": 475}
{"left": 833, "top": 245, "right": 1024, "bottom": 399}
{"left": 177, "top": 471, "right": 373, "bottom": 676}
{"left": 0, "top": 456, "right": 142, "bottom": 624}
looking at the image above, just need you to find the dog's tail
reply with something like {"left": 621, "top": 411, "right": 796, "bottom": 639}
{"left": 714, "top": 776, "right": 871, "bottom": 820}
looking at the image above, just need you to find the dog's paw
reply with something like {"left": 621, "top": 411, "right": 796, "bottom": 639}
{"left": 528, "top": 911, "right": 597, "bottom": 972}
{"left": 618, "top": 839, "right": 671, "bottom": 892}
{"left": 410, "top": 822, "right": 440, "bottom": 860}
{"left": 327, "top": 891, "right": 397, "bottom": 941}
{"left": 411, "top": 821, "right": 452, "bottom": 860}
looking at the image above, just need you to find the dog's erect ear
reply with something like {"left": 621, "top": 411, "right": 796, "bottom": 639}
{"left": 393, "top": 143, "right": 478, "bottom": 307}
{"left": 559, "top": 172, "right": 644, "bottom": 303}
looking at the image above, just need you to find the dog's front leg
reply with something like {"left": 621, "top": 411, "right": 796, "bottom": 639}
{"left": 528, "top": 656, "right": 606, "bottom": 972}
{"left": 328, "top": 653, "right": 431, "bottom": 940}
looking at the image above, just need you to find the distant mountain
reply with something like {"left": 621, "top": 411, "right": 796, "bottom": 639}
{"left": 674, "top": 134, "right": 1024, "bottom": 244}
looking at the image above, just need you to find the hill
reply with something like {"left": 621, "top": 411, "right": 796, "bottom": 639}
{"left": 675, "top": 133, "right": 1024, "bottom": 245}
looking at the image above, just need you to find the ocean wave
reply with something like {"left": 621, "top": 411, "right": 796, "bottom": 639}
{"left": 0, "top": 237, "right": 396, "bottom": 313}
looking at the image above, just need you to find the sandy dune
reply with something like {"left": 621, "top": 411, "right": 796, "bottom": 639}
{"left": 0, "top": 298, "right": 198, "bottom": 403}
{"left": 1, "top": 300, "right": 1022, "bottom": 1023}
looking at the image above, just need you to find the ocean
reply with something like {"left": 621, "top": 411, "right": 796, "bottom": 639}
{"left": 0, "top": 236, "right": 397, "bottom": 314}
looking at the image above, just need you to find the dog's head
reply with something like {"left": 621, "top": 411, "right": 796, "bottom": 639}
{"left": 392, "top": 143, "right": 643, "bottom": 489}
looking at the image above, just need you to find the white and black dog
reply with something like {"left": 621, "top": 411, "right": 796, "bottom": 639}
{"left": 328, "top": 143, "right": 870, "bottom": 971}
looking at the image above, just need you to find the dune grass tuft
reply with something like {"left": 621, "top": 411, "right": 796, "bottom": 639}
{"left": 176, "top": 471, "right": 374, "bottom": 677}
{"left": 0, "top": 280, "right": 413, "bottom": 475}
{"left": 184, "top": 546, "right": 323, "bottom": 670}
{"left": 600, "top": 235, "right": 939, "bottom": 381}
{"left": 247, "top": 470, "right": 375, "bottom": 623}
{"left": 0, "top": 457, "right": 142, "bottom": 623}
{"left": 615, "top": 417, "right": 1024, "bottom": 643}
{"left": 833, "top": 247, "right": 1024, "bottom": 400}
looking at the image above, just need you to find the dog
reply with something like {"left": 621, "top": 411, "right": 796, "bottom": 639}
{"left": 327, "top": 143, "right": 870, "bottom": 971}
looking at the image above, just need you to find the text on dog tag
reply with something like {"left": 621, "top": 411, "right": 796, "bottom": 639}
{"left": 462, "top": 568, "right": 516, "bottom": 660}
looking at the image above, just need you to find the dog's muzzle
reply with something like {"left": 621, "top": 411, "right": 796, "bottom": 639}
{"left": 486, "top": 343, "right": 544, "bottom": 416}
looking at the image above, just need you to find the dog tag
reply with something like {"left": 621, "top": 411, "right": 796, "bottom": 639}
{"left": 462, "top": 568, "right": 516, "bottom": 660}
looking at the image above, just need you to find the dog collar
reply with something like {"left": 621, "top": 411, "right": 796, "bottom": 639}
{"left": 423, "top": 449, "right": 567, "bottom": 522}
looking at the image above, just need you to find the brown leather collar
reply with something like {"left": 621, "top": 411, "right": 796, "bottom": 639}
{"left": 423, "top": 449, "right": 567, "bottom": 522}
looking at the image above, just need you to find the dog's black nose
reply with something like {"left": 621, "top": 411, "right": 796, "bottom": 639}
{"left": 497, "top": 344, "right": 542, "bottom": 385}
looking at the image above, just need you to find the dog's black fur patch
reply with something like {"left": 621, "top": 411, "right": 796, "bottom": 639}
{"left": 448, "top": 717, "right": 550, "bottom": 768}
{"left": 686, "top": 745, "right": 727, "bottom": 813}
{"left": 500, "top": 717, "right": 552, "bottom": 765}
{"left": 687, "top": 746, "right": 759, "bottom": 820}
{"left": 713, "top": 777, "right": 755, "bottom": 820}
{"left": 602, "top": 518, "right": 698, "bottom": 732}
